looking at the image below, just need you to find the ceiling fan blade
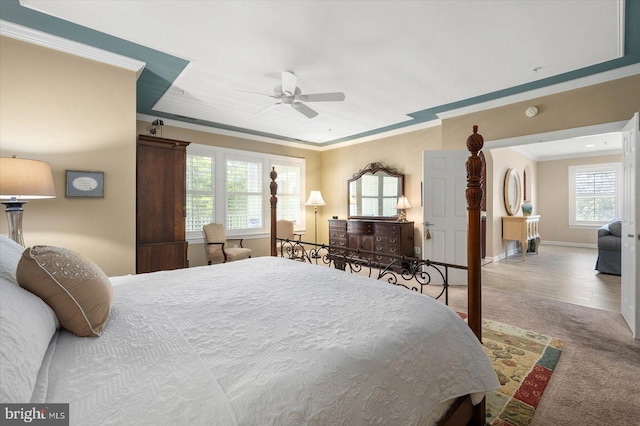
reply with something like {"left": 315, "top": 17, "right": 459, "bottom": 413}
{"left": 254, "top": 102, "right": 282, "bottom": 115}
{"left": 298, "top": 92, "right": 345, "bottom": 102}
{"left": 292, "top": 102, "right": 318, "bottom": 119}
{"left": 234, "top": 88, "right": 277, "bottom": 98}
{"left": 282, "top": 71, "right": 298, "bottom": 96}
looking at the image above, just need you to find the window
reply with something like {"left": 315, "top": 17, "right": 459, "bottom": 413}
{"left": 350, "top": 173, "right": 398, "bottom": 217}
{"left": 271, "top": 161, "right": 303, "bottom": 225}
{"left": 185, "top": 144, "right": 305, "bottom": 241}
{"left": 226, "top": 157, "right": 263, "bottom": 230}
{"left": 569, "top": 163, "right": 621, "bottom": 227}
{"left": 186, "top": 153, "right": 215, "bottom": 232}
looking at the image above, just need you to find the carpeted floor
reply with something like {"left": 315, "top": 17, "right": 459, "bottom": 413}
{"left": 445, "top": 285, "right": 640, "bottom": 426}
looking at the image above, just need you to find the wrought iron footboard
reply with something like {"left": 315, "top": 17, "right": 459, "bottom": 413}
{"left": 276, "top": 238, "right": 467, "bottom": 305}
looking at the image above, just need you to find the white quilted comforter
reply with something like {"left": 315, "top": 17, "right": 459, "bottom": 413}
{"left": 36, "top": 257, "right": 499, "bottom": 425}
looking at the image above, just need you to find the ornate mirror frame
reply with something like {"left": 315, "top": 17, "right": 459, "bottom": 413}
{"left": 504, "top": 168, "right": 522, "bottom": 216}
{"left": 347, "top": 162, "right": 404, "bottom": 220}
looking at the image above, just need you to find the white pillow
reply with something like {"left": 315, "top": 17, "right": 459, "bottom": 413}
{"left": 0, "top": 235, "right": 24, "bottom": 284}
{"left": 0, "top": 277, "right": 58, "bottom": 403}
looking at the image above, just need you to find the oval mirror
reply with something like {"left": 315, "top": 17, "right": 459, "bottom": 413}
{"left": 504, "top": 168, "right": 522, "bottom": 216}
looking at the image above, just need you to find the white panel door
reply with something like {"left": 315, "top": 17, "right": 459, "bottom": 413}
{"left": 422, "top": 150, "right": 469, "bottom": 285}
{"left": 621, "top": 112, "right": 639, "bottom": 339}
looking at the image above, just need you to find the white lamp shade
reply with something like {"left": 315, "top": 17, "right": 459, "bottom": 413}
{"left": 396, "top": 196, "right": 411, "bottom": 209}
{"left": 0, "top": 157, "right": 56, "bottom": 199}
{"left": 305, "top": 190, "right": 326, "bottom": 206}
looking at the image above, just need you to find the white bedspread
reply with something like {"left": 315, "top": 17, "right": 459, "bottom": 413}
{"left": 37, "top": 257, "right": 499, "bottom": 425}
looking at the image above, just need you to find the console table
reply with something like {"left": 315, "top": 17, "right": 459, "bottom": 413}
{"left": 502, "top": 215, "right": 541, "bottom": 262}
{"left": 328, "top": 219, "right": 414, "bottom": 269}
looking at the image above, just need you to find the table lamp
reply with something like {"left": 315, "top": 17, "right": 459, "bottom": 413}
{"left": 396, "top": 195, "right": 411, "bottom": 222}
{"left": 0, "top": 157, "right": 56, "bottom": 246}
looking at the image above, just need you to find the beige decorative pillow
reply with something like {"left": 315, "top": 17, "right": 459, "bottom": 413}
{"left": 16, "top": 246, "right": 113, "bottom": 337}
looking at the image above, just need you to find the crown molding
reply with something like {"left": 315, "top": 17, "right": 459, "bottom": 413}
{"left": 0, "top": 20, "right": 146, "bottom": 77}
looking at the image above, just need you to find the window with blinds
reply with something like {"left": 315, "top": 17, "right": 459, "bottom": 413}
{"left": 569, "top": 163, "right": 621, "bottom": 226}
{"left": 353, "top": 173, "right": 398, "bottom": 216}
{"left": 186, "top": 154, "right": 215, "bottom": 233}
{"left": 185, "top": 144, "right": 305, "bottom": 240}
{"left": 271, "top": 162, "right": 303, "bottom": 225}
{"left": 226, "top": 158, "right": 263, "bottom": 230}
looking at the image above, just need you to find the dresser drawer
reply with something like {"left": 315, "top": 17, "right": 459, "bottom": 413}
{"left": 374, "top": 235, "right": 399, "bottom": 245}
{"left": 329, "top": 230, "right": 347, "bottom": 239}
{"left": 374, "top": 254, "right": 399, "bottom": 266}
{"left": 375, "top": 244, "right": 400, "bottom": 255}
{"left": 374, "top": 223, "right": 401, "bottom": 236}
{"left": 329, "top": 220, "right": 347, "bottom": 230}
{"left": 329, "top": 238, "right": 347, "bottom": 247}
{"left": 347, "top": 221, "right": 373, "bottom": 234}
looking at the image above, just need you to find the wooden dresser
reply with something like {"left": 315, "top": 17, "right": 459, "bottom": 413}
{"left": 329, "top": 219, "right": 415, "bottom": 267}
{"left": 502, "top": 215, "right": 541, "bottom": 262}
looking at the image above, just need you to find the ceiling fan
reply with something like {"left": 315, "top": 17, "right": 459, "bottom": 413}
{"left": 245, "top": 71, "right": 345, "bottom": 119}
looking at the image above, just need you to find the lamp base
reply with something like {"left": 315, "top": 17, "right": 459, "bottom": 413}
{"left": 397, "top": 210, "right": 407, "bottom": 222}
{"left": 2, "top": 200, "right": 26, "bottom": 247}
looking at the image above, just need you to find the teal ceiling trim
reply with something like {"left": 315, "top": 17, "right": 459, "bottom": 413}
{"left": 626, "top": 0, "right": 640, "bottom": 55}
{"left": 2, "top": 0, "right": 638, "bottom": 146}
{"left": 325, "top": 0, "right": 640, "bottom": 146}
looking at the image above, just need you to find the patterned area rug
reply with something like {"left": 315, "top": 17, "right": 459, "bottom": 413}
{"left": 458, "top": 313, "right": 564, "bottom": 426}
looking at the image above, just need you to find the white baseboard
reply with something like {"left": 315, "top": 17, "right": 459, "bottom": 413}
{"left": 541, "top": 241, "right": 598, "bottom": 249}
{"left": 483, "top": 241, "right": 596, "bottom": 263}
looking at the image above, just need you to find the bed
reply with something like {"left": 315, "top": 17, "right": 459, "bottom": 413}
{"left": 0, "top": 127, "right": 497, "bottom": 425}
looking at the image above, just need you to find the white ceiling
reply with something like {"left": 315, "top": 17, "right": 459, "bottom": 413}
{"left": 511, "top": 132, "right": 623, "bottom": 161}
{"left": 9, "top": 0, "right": 633, "bottom": 153}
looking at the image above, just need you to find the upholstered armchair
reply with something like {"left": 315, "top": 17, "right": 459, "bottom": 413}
{"left": 595, "top": 218, "right": 621, "bottom": 275}
{"left": 276, "top": 220, "right": 301, "bottom": 241}
{"left": 202, "top": 223, "right": 252, "bottom": 265}
{"left": 276, "top": 220, "right": 302, "bottom": 257}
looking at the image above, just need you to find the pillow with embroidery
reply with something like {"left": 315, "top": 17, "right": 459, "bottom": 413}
{"left": 17, "top": 245, "right": 112, "bottom": 337}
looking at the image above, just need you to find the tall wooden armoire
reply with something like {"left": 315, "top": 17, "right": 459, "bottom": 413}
{"left": 136, "top": 135, "right": 190, "bottom": 273}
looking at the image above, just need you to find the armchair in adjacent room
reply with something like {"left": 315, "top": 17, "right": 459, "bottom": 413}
{"left": 203, "top": 223, "right": 252, "bottom": 265}
{"left": 595, "top": 218, "right": 621, "bottom": 275}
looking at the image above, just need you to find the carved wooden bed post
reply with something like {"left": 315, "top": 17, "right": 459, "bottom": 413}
{"left": 466, "top": 125, "right": 485, "bottom": 425}
{"left": 466, "top": 125, "right": 484, "bottom": 341}
{"left": 270, "top": 167, "right": 278, "bottom": 257}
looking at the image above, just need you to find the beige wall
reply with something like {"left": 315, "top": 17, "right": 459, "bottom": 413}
{"left": 319, "top": 125, "right": 442, "bottom": 246}
{"left": 318, "top": 74, "right": 639, "bottom": 260}
{"left": 538, "top": 154, "right": 621, "bottom": 246}
{"left": 484, "top": 148, "right": 538, "bottom": 259}
{"left": 441, "top": 74, "right": 640, "bottom": 148}
{"left": 2, "top": 36, "right": 638, "bottom": 274}
{"left": 0, "top": 37, "right": 137, "bottom": 276}
{"left": 136, "top": 121, "right": 322, "bottom": 266}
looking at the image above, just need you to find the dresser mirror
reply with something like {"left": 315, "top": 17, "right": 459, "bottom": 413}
{"left": 348, "top": 163, "right": 404, "bottom": 219}
{"left": 504, "top": 168, "right": 522, "bottom": 216}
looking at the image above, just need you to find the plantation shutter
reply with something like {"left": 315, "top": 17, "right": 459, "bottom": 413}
{"left": 226, "top": 158, "right": 263, "bottom": 230}
{"left": 573, "top": 166, "right": 618, "bottom": 223}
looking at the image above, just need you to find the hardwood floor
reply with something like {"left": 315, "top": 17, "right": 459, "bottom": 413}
{"left": 482, "top": 244, "right": 621, "bottom": 312}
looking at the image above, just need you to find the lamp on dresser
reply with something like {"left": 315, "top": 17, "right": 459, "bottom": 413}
{"left": 0, "top": 157, "right": 56, "bottom": 246}
{"left": 305, "top": 190, "right": 326, "bottom": 257}
{"left": 396, "top": 195, "right": 411, "bottom": 222}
